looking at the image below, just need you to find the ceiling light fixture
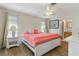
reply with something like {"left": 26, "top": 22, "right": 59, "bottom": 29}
{"left": 45, "top": 3, "right": 56, "bottom": 18}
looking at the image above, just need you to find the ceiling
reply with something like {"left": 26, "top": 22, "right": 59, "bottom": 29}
{"left": 0, "top": 3, "right": 79, "bottom": 19}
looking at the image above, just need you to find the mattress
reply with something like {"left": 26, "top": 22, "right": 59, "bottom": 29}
{"left": 23, "top": 33, "right": 61, "bottom": 47}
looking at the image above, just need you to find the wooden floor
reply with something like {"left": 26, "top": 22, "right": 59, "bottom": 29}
{"left": 0, "top": 41, "right": 68, "bottom": 56}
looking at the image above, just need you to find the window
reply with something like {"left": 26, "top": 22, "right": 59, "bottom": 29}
{"left": 40, "top": 21, "right": 46, "bottom": 32}
{"left": 7, "top": 15, "right": 18, "bottom": 38}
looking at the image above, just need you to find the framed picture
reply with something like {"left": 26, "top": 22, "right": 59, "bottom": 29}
{"left": 49, "top": 19, "right": 59, "bottom": 29}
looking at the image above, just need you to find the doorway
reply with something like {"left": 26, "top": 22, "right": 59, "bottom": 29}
{"left": 63, "top": 19, "right": 72, "bottom": 39}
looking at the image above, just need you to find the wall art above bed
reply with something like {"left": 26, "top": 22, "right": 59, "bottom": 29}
{"left": 49, "top": 19, "right": 59, "bottom": 29}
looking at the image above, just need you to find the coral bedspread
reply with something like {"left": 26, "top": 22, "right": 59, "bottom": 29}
{"left": 23, "top": 33, "right": 61, "bottom": 46}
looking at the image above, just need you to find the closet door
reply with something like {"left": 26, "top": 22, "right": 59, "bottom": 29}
{"left": 0, "top": 9, "right": 6, "bottom": 48}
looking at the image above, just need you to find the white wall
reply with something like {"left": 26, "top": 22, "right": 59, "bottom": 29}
{"left": 19, "top": 13, "right": 41, "bottom": 33}
{"left": 71, "top": 13, "right": 79, "bottom": 40}
{"left": 18, "top": 13, "right": 42, "bottom": 39}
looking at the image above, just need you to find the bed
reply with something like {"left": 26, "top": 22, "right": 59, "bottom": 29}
{"left": 22, "top": 33, "right": 62, "bottom": 56}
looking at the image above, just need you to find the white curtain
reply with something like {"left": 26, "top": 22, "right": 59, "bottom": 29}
{"left": 0, "top": 9, "right": 7, "bottom": 48}
{"left": 2, "top": 13, "right": 8, "bottom": 48}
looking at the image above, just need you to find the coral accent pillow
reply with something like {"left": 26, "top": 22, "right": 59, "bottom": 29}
{"left": 24, "top": 32, "right": 30, "bottom": 34}
{"left": 33, "top": 28, "right": 41, "bottom": 34}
